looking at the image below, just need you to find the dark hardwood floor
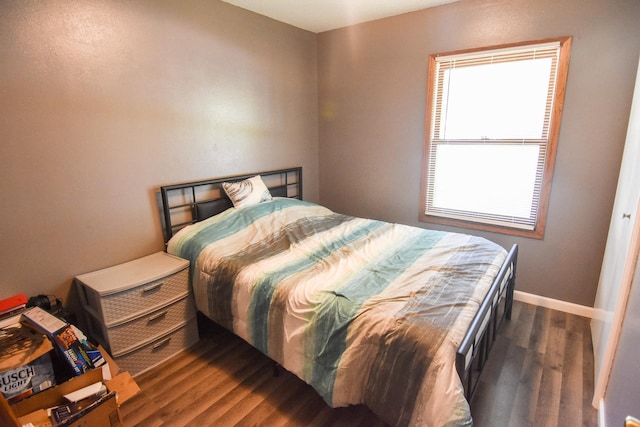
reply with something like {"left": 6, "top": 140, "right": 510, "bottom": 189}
{"left": 120, "top": 301, "right": 598, "bottom": 426}
{"left": 470, "top": 301, "right": 598, "bottom": 427}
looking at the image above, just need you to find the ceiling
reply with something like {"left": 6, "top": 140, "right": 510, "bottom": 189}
{"left": 220, "top": 0, "right": 460, "bottom": 33}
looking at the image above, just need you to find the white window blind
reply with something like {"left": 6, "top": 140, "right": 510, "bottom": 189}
{"left": 422, "top": 39, "right": 569, "bottom": 235}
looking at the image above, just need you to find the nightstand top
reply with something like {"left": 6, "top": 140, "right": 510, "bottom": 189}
{"left": 75, "top": 252, "right": 189, "bottom": 295}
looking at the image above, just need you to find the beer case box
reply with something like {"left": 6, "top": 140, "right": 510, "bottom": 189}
{"left": 0, "top": 327, "right": 56, "bottom": 404}
{"left": 1, "top": 346, "right": 140, "bottom": 427}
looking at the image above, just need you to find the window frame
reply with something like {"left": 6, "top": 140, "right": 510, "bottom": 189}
{"left": 419, "top": 36, "right": 572, "bottom": 239}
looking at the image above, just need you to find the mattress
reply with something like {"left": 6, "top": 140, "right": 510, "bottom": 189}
{"left": 167, "top": 198, "right": 507, "bottom": 426}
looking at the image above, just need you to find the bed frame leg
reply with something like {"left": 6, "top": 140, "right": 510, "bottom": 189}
{"left": 505, "top": 276, "right": 516, "bottom": 320}
{"left": 505, "top": 245, "right": 518, "bottom": 321}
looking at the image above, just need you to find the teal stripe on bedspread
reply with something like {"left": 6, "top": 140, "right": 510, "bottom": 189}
{"left": 170, "top": 198, "right": 319, "bottom": 277}
{"left": 249, "top": 216, "right": 388, "bottom": 354}
{"left": 307, "top": 229, "right": 445, "bottom": 404}
{"left": 204, "top": 213, "right": 358, "bottom": 330}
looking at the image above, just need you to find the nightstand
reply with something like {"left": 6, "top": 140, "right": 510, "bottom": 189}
{"left": 75, "top": 252, "right": 199, "bottom": 376}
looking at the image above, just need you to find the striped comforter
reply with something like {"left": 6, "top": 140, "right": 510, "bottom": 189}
{"left": 167, "top": 198, "right": 507, "bottom": 427}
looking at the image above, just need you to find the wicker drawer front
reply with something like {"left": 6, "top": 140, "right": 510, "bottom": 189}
{"left": 104, "top": 296, "right": 195, "bottom": 355}
{"left": 98, "top": 268, "right": 189, "bottom": 326}
{"left": 114, "top": 318, "right": 199, "bottom": 377}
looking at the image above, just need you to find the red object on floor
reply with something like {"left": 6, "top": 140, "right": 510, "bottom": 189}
{"left": 0, "top": 293, "right": 27, "bottom": 314}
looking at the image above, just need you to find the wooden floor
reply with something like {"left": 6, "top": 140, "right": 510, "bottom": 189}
{"left": 120, "top": 301, "right": 598, "bottom": 426}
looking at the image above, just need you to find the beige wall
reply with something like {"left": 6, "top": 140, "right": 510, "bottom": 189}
{"left": 317, "top": 0, "right": 640, "bottom": 306}
{"left": 2, "top": 0, "right": 639, "bottom": 312}
{"left": 0, "top": 0, "right": 319, "bottom": 308}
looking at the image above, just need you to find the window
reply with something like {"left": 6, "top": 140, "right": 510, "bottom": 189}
{"left": 419, "top": 37, "right": 572, "bottom": 239}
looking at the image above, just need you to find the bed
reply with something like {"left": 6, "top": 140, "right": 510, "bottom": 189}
{"left": 160, "top": 167, "right": 517, "bottom": 427}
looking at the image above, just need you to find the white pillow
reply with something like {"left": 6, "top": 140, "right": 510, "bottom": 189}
{"left": 222, "top": 175, "right": 272, "bottom": 208}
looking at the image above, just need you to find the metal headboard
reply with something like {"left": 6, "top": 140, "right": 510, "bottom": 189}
{"left": 160, "top": 167, "right": 302, "bottom": 243}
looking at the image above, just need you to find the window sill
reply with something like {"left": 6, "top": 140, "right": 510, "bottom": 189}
{"left": 418, "top": 213, "right": 545, "bottom": 239}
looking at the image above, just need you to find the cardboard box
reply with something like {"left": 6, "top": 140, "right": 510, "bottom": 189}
{"left": 0, "top": 346, "right": 140, "bottom": 427}
{"left": 0, "top": 326, "right": 56, "bottom": 404}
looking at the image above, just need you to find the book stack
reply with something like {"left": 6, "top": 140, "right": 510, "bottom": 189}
{"left": 21, "top": 307, "right": 105, "bottom": 377}
{"left": 0, "top": 293, "right": 27, "bottom": 329}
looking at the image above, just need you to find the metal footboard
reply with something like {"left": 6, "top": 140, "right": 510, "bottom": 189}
{"left": 456, "top": 244, "right": 518, "bottom": 399}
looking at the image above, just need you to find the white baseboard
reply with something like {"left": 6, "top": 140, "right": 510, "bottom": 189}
{"left": 514, "top": 290, "right": 595, "bottom": 318}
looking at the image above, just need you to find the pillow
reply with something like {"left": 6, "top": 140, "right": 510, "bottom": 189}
{"left": 222, "top": 175, "right": 272, "bottom": 208}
